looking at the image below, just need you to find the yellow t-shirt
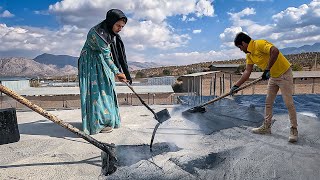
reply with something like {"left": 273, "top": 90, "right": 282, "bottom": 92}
{"left": 246, "top": 39, "right": 291, "bottom": 78}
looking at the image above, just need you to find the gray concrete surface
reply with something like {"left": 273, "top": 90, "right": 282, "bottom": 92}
{"left": 1, "top": 95, "right": 320, "bottom": 180}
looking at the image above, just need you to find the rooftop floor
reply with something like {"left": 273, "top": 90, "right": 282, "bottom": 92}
{"left": 1, "top": 94, "right": 320, "bottom": 179}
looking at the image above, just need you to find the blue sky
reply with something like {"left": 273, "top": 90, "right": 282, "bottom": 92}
{"left": 0, "top": 0, "right": 319, "bottom": 65}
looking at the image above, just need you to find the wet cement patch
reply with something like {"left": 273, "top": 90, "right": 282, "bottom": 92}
{"left": 181, "top": 94, "right": 320, "bottom": 117}
{"left": 181, "top": 97, "right": 265, "bottom": 135}
{"left": 116, "top": 142, "right": 182, "bottom": 167}
{"left": 169, "top": 151, "right": 228, "bottom": 175}
{"left": 233, "top": 94, "right": 320, "bottom": 117}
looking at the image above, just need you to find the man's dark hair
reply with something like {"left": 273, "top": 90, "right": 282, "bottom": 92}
{"left": 234, "top": 32, "right": 251, "bottom": 46}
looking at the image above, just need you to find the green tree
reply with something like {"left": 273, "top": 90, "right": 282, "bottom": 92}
{"left": 172, "top": 81, "right": 183, "bottom": 92}
{"left": 135, "top": 71, "right": 146, "bottom": 78}
{"left": 162, "top": 69, "right": 171, "bottom": 76}
{"left": 209, "top": 65, "right": 218, "bottom": 71}
{"left": 177, "top": 76, "right": 183, "bottom": 81}
{"left": 30, "top": 80, "right": 40, "bottom": 87}
{"left": 253, "top": 65, "right": 262, "bottom": 72}
{"left": 291, "top": 64, "right": 303, "bottom": 71}
{"left": 235, "top": 64, "right": 246, "bottom": 74}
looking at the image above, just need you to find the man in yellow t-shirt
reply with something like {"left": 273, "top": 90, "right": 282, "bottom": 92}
{"left": 230, "top": 32, "right": 298, "bottom": 143}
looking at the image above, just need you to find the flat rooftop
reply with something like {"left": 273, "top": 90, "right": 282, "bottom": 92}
{"left": 1, "top": 94, "right": 320, "bottom": 179}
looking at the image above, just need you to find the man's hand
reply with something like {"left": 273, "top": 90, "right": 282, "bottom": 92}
{"left": 116, "top": 73, "right": 128, "bottom": 82}
{"left": 230, "top": 85, "right": 239, "bottom": 95}
{"left": 262, "top": 69, "right": 270, "bottom": 80}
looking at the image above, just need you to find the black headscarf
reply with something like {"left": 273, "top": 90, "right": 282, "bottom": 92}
{"left": 104, "top": 9, "right": 127, "bottom": 34}
{"left": 94, "top": 9, "right": 132, "bottom": 84}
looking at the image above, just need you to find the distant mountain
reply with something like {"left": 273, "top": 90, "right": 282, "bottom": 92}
{"left": 34, "top": 53, "right": 78, "bottom": 68}
{"left": 128, "top": 61, "right": 162, "bottom": 71}
{"left": 34, "top": 53, "right": 162, "bottom": 70}
{"left": 0, "top": 54, "right": 162, "bottom": 77}
{"left": 134, "top": 52, "right": 320, "bottom": 77}
{"left": 281, "top": 42, "right": 320, "bottom": 55}
{"left": 0, "top": 57, "right": 77, "bottom": 77}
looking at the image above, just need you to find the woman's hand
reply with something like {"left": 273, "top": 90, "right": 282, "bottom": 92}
{"left": 116, "top": 73, "right": 128, "bottom": 82}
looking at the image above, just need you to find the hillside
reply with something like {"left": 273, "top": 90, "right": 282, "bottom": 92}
{"left": 0, "top": 57, "right": 77, "bottom": 77}
{"left": 33, "top": 53, "right": 162, "bottom": 71}
{"left": 281, "top": 42, "right": 320, "bottom": 55}
{"left": 133, "top": 52, "right": 320, "bottom": 77}
{"left": 128, "top": 61, "right": 162, "bottom": 71}
{"left": 0, "top": 52, "right": 319, "bottom": 78}
{"left": 34, "top": 53, "right": 78, "bottom": 68}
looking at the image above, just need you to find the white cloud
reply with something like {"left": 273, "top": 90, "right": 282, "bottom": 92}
{"left": 246, "top": 24, "right": 274, "bottom": 36}
{"left": 272, "top": 1, "right": 320, "bottom": 29}
{"left": 0, "top": 23, "right": 87, "bottom": 57}
{"left": 228, "top": 8, "right": 256, "bottom": 27}
{"left": 122, "top": 19, "right": 190, "bottom": 51}
{"left": 182, "top": 15, "right": 197, "bottom": 22}
{"left": 49, "top": 0, "right": 214, "bottom": 26}
{"left": 221, "top": 0, "right": 320, "bottom": 49}
{"left": 195, "top": 0, "right": 214, "bottom": 17}
{"left": 155, "top": 48, "right": 244, "bottom": 65}
{"left": 229, "top": 7, "right": 256, "bottom": 20}
{"left": 270, "top": 25, "right": 320, "bottom": 48}
{"left": 2, "top": 0, "right": 320, "bottom": 66}
{"left": 0, "top": 10, "right": 14, "bottom": 18}
{"left": 272, "top": 5, "right": 309, "bottom": 29}
{"left": 182, "top": 15, "right": 187, "bottom": 21}
{"left": 187, "top": 17, "right": 197, "bottom": 21}
{"left": 45, "top": 0, "right": 211, "bottom": 59}
{"left": 220, "top": 26, "right": 243, "bottom": 43}
{"left": 1, "top": 0, "right": 214, "bottom": 61}
{"left": 193, "top": 29, "right": 202, "bottom": 34}
{"left": 34, "top": 10, "right": 49, "bottom": 15}
{"left": 127, "top": 52, "right": 146, "bottom": 63}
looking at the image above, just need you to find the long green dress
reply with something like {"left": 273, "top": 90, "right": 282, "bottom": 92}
{"left": 78, "top": 28, "right": 121, "bottom": 135}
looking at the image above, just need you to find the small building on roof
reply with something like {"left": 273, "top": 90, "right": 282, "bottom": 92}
{"left": 208, "top": 64, "right": 241, "bottom": 73}
{"left": 145, "top": 76, "right": 177, "bottom": 85}
{"left": 179, "top": 71, "right": 218, "bottom": 96}
{"left": 0, "top": 77, "right": 31, "bottom": 92}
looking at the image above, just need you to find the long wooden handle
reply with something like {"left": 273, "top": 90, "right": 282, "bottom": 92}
{"left": 199, "top": 77, "right": 263, "bottom": 107}
{"left": 124, "top": 82, "right": 157, "bottom": 117}
{"left": 0, "top": 84, "right": 115, "bottom": 156}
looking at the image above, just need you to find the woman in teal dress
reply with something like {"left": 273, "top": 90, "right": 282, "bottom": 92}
{"left": 78, "top": 9, "right": 132, "bottom": 135}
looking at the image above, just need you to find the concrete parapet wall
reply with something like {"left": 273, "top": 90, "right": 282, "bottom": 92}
{"left": 0, "top": 93, "right": 175, "bottom": 110}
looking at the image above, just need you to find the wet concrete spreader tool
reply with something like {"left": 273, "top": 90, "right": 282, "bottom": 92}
{"left": 124, "top": 82, "right": 171, "bottom": 151}
{"left": 186, "top": 77, "right": 263, "bottom": 113}
{"left": 0, "top": 84, "right": 117, "bottom": 176}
